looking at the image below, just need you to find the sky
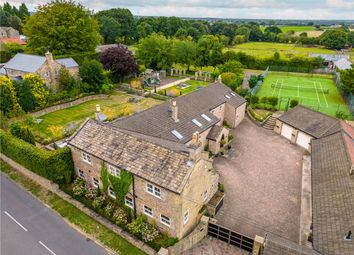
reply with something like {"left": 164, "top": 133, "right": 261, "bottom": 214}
{"left": 7, "top": 0, "right": 354, "bottom": 20}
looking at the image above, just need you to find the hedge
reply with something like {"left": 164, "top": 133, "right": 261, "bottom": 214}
{"left": 0, "top": 130, "right": 74, "bottom": 184}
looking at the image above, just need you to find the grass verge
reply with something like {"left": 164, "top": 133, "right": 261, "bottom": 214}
{"left": 0, "top": 160, "right": 147, "bottom": 255}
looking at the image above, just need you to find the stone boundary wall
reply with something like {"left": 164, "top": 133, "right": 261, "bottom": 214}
{"left": 31, "top": 94, "right": 110, "bottom": 117}
{"left": 0, "top": 153, "right": 156, "bottom": 255}
{"left": 154, "top": 78, "right": 190, "bottom": 92}
{"left": 159, "top": 216, "right": 209, "bottom": 255}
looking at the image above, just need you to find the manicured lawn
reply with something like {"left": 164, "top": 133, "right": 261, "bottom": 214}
{"left": 22, "top": 92, "right": 161, "bottom": 143}
{"left": 228, "top": 42, "right": 336, "bottom": 59}
{"left": 165, "top": 80, "right": 210, "bottom": 96}
{"left": 256, "top": 72, "right": 351, "bottom": 118}
{"left": 0, "top": 160, "right": 147, "bottom": 255}
{"left": 279, "top": 26, "right": 315, "bottom": 32}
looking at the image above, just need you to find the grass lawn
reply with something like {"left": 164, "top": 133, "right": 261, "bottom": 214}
{"left": 256, "top": 72, "right": 351, "bottom": 118}
{"left": 22, "top": 92, "right": 161, "bottom": 143}
{"left": 228, "top": 42, "right": 336, "bottom": 59}
{"left": 0, "top": 160, "right": 147, "bottom": 255}
{"left": 164, "top": 80, "right": 210, "bottom": 96}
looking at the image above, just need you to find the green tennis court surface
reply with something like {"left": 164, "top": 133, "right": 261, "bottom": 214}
{"left": 256, "top": 72, "right": 351, "bottom": 118}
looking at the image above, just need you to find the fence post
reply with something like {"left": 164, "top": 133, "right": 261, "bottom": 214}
{"left": 252, "top": 235, "right": 265, "bottom": 255}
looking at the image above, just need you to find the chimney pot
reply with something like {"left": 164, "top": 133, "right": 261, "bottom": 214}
{"left": 45, "top": 51, "right": 54, "bottom": 63}
{"left": 171, "top": 100, "right": 178, "bottom": 122}
{"left": 95, "top": 104, "right": 101, "bottom": 121}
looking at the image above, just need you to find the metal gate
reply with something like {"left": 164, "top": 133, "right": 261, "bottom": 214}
{"left": 208, "top": 222, "right": 254, "bottom": 252}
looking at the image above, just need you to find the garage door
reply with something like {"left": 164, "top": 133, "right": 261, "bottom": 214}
{"left": 281, "top": 123, "right": 293, "bottom": 140}
{"left": 296, "top": 131, "right": 312, "bottom": 150}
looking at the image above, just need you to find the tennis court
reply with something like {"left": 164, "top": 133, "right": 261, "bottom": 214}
{"left": 256, "top": 72, "right": 351, "bottom": 118}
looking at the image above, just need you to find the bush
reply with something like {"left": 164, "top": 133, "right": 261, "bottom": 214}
{"left": 290, "top": 99, "right": 299, "bottom": 108}
{"left": 0, "top": 130, "right": 74, "bottom": 184}
{"left": 254, "top": 103, "right": 275, "bottom": 111}
{"left": 73, "top": 178, "right": 86, "bottom": 196}
{"left": 85, "top": 186, "right": 98, "bottom": 199}
{"left": 9, "top": 123, "right": 35, "bottom": 145}
{"left": 93, "top": 195, "right": 105, "bottom": 209}
{"left": 267, "top": 96, "right": 278, "bottom": 106}
{"left": 141, "top": 222, "right": 160, "bottom": 243}
{"left": 336, "top": 110, "right": 348, "bottom": 120}
{"left": 113, "top": 207, "right": 128, "bottom": 225}
{"left": 250, "top": 96, "right": 259, "bottom": 105}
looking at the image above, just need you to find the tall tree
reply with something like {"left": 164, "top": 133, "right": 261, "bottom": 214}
{"left": 18, "top": 3, "right": 30, "bottom": 22}
{"left": 100, "top": 45, "right": 139, "bottom": 80}
{"left": 319, "top": 29, "right": 348, "bottom": 49}
{"left": 340, "top": 68, "right": 354, "bottom": 94}
{"left": 174, "top": 40, "right": 196, "bottom": 71}
{"left": 0, "top": 76, "right": 22, "bottom": 117}
{"left": 13, "top": 80, "right": 37, "bottom": 112}
{"left": 79, "top": 59, "right": 106, "bottom": 92}
{"left": 24, "top": 0, "right": 101, "bottom": 55}
{"left": 97, "top": 16, "right": 121, "bottom": 44}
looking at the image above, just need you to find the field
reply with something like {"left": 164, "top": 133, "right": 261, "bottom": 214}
{"left": 164, "top": 80, "right": 209, "bottom": 96}
{"left": 21, "top": 92, "right": 161, "bottom": 143}
{"left": 256, "top": 72, "right": 351, "bottom": 118}
{"left": 229, "top": 42, "right": 336, "bottom": 59}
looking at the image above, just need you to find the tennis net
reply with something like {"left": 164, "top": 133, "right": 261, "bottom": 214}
{"left": 271, "top": 83, "right": 329, "bottom": 94}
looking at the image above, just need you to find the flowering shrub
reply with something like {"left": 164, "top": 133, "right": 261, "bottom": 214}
{"left": 104, "top": 203, "right": 114, "bottom": 217}
{"left": 85, "top": 186, "right": 98, "bottom": 199}
{"left": 72, "top": 178, "right": 86, "bottom": 196}
{"left": 113, "top": 207, "right": 128, "bottom": 225}
{"left": 141, "top": 222, "right": 160, "bottom": 242}
{"left": 92, "top": 195, "right": 105, "bottom": 209}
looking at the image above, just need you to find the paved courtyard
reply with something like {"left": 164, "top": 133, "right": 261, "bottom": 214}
{"left": 214, "top": 117, "right": 304, "bottom": 243}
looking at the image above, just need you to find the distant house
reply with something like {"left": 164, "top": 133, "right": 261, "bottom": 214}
{"left": 0, "top": 27, "right": 26, "bottom": 45}
{"left": 309, "top": 53, "right": 352, "bottom": 70}
{"left": 0, "top": 52, "right": 79, "bottom": 91}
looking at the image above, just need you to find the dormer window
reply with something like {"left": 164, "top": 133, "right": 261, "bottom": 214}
{"left": 192, "top": 119, "right": 203, "bottom": 127}
{"left": 171, "top": 130, "right": 183, "bottom": 140}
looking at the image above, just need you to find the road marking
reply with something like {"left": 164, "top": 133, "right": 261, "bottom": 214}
{"left": 4, "top": 211, "right": 28, "bottom": 232}
{"left": 39, "top": 241, "right": 56, "bottom": 255}
{"left": 319, "top": 81, "right": 329, "bottom": 107}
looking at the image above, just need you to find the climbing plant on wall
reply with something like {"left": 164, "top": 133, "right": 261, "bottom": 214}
{"left": 100, "top": 163, "right": 133, "bottom": 206}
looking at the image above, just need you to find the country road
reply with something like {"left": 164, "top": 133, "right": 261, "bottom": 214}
{"left": 0, "top": 172, "right": 108, "bottom": 255}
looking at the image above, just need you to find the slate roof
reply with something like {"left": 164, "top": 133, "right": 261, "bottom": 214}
{"left": 113, "top": 82, "right": 246, "bottom": 143}
{"left": 333, "top": 58, "right": 353, "bottom": 70}
{"left": 311, "top": 129, "right": 354, "bottom": 255}
{"left": 278, "top": 105, "right": 340, "bottom": 138}
{"left": 263, "top": 234, "right": 321, "bottom": 255}
{"left": 68, "top": 119, "right": 194, "bottom": 194}
{"left": 2, "top": 53, "right": 78, "bottom": 73}
{"left": 56, "top": 58, "right": 79, "bottom": 68}
{"left": 206, "top": 125, "right": 224, "bottom": 141}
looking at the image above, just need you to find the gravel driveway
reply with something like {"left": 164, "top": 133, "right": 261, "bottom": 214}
{"left": 214, "top": 117, "right": 304, "bottom": 243}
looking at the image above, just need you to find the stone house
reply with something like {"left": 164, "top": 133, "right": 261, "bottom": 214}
{"left": 68, "top": 83, "right": 247, "bottom": 238}
{"left": 0, "top": 52, "right": 79, "bottom": 92}
{"left": 0, "top": 27, "right": 19, "bottom": 38}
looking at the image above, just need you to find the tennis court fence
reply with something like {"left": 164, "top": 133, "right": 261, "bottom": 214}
{"left": 250, "top": 66, "right": 269, "bottom": 95}
{"left": 334, "top": 72, "right": 354, "bottom": 116}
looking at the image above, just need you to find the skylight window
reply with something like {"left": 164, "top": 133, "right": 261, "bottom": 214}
{"left": 231, "top": 92, "right": 236, "bottom": 96}
{"left": 192, "top": 119, "right": 203, "bottom": 127}
{"left": 201, "top": 114, "right": 211, "bottom": 122}
{"left": 225, "top": 95, "right": 231, "bottom": 99}
{"left": 171, "top": 130, "right": 183, "bottom": 140}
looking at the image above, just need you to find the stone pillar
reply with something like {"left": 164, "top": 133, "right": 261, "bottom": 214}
{"left": 170, "top": 69, "right": 173, "bottom": 76}
{"left": 252, "top": 235, "right": 265, "bottom": 255}
{"left": 274, "top": 120, "right": 282, "bottom": 134}
{"left": 195, "top": 72, "right": 198, "bottom": 80}
{"left": 291, "top": 129, "right": 298, "bottom": 144}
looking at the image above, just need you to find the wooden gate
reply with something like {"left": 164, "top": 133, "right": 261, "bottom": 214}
{"left": 208, "top": 222, "right": 254, "bottom": 252}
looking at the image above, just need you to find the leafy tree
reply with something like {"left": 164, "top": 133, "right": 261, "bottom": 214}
{"left": 235, "top": 26, "right": 250, "bottom": 42}
{"left": 219, "top": 61, "right": 243, "bottom": 75}
{"left": 9, "top": 123, "right": 35, "bottom": 145}
{"left": 174, "top": 40, "right": 196, "bottom": 71}
{"left": 136, "top": 33, "right": 174, "bottom": 70}
{"left": 3, "top": 2, "right": 13, "bottom": 15}
{"left": 13, "top": 80, "right": 37, "bottom": 112}
{"left": 209, "top": 41, "right": 224, "bottom": 67}
{"left": 97, "top": 16, "right": 121, "bottom": 44}
{"left": 274, "top": 52, "right": 280, "bottom": 60}
{"left": 0, "top": 7, "right": 11, "bottom": 26}
{"left": 348, "top": 31, "right": 354, "bottom": 47}
{"left": 233, "top": 35, "right": 246, "bottom": 45}
{"left": 18, "top": 3, "right": 30, "bottom": 22}
{"left": 137, "top": 22, "right": 153, "bottom": 40}
{"left": 264, "top": 26, "right": 282, "bottom": 34}
{"left": 340, "top": 68, "right": 354, "bottom": 94}
{"left": 7, "top": 15, "right": 22, "bottom": 32}
{"left": 0, "top": 76, "right": 22, "bottom": 116}
{"left": 95, "top": 8, "right": 135, "bottom": 44}
{"left": 319, "top": 30, "right": 348, "bottom": 49}
{"left": 24, "top": 0, "right": 101, "bottom": 55}
{"left": 249, "top": 25, "right": 263, "bottom": 41}
{"left": 220, "top": 72, "right": 237, "bottom": 86}
{"left": 100, "top": 44, "right": 139, "bottom": 80}
{"left": 79, "top": 59, "right": 106, "bottom": 92}
{"left": 174, "top": 28, "right": 188, "bottom": 38}
{"left": 58, "top": 68, "right": 77, "bottom": 91}
{"left": 23, "top": 74, "right": 49, "bottom": 107}
{"left": 196, "top": 35, "right": 223, "bottom": 67}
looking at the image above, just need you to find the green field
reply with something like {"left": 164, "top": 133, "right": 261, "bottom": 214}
{"left": 229, "top": 42, "right": 336, "bottom": 59}
{"left": 256, "top": 72, "right": 351, "bottom": 118}
{"left": 19, "top": 92, "right": 161, "bottom": 143}
{"left": 165, "top": 80, "right": 209, "bottom": 96}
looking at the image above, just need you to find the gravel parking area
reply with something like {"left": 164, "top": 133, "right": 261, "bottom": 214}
{"left": 214, "top": 117, "right": 304, "bottom": 242}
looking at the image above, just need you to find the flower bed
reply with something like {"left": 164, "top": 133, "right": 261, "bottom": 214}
{"left": 61, "top": 178, "right": 177, "bottom": 251}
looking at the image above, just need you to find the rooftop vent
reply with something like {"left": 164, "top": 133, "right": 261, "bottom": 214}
{"left": 201, "top": 114, "right": 211, "bottom": 122}
{"left": 231, "top": 92, "right": 236, "bottom": 97}
{"left": 171, "top": 129, "right": 183, "bottom": 140}
{"left": 225, "top": 95, "right": 231, "bottom": 99}
{"left": 192, "top": 119, "right": 203, "bottom": 127}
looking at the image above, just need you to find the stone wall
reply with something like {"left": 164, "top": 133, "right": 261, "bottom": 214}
{"left": 31, "top": 94, "right": 109, "bottom": 117}
{"left": 154, "top": 78, "right": 190, "bottom": 92}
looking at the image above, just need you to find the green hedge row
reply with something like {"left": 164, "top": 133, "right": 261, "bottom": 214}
{"left": 0, "top": 130, "right": 74, "bottom": 184}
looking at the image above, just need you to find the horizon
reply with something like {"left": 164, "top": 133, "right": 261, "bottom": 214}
{"left": 6, "top": 0, "right": 354, "bottom": 20}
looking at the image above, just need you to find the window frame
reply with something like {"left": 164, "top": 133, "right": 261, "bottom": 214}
{"left": 107, "top": 164, "right": 120, "bottom": 177}
{"left": 81, "top": 152, "right": 92, "bottom": 165}
{"left": 78, "top": 169, "right": 85, "bottom": 179}
{"left": 160, "top": 214, "right": 171, "bottom": 227}
{"left": 203, "top": 190, "right": 208, "bottom": 202}
{"left": 92, "top": 177, "right": 99, "bottom": 188}
{"left": 125, "top": 196, "right": 133, "bottom": 208}
{"left": 146, "top": 183, "right": 161, "bottom": 198}
{"left": 183, "top": 210, "right": 189, "bottom": 225}
{"left": 108, "top": 187, "right": 116, "bottom": 199}
{"left": 143, "top": 205, "right": 153, "bottom": 217}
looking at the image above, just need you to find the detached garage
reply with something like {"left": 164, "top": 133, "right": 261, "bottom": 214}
{"left": 274, "top": 105, "right": 341, "bottom": 152}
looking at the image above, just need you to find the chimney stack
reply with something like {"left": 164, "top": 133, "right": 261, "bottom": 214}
{"left": 171, "top": 100, "right": 178, "bottom": 122}
{"left": 45, "top": 51, "right": 54, "bottom": 64}
{"left": 192, "top": 131, "right": 200, "bottom": 145}
{"left": 95, "top": 104, "right": 101, "bottom": 121}
{"left": 217, "top": 75, "right": 222, "bottom": 83}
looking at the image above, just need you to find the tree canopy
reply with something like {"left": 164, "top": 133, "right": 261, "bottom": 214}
{"left": 24, "top": 0, "right": 101, "bottom": 54}
{"left": 319, "top": 29, "right": 348, "bottom": 49}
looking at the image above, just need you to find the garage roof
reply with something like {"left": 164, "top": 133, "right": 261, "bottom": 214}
{"left": 278, "top": 105, "right": 340, "bottom": 138}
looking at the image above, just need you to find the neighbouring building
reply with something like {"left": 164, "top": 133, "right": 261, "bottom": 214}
{"left": 0, "top": 52, "right": 79, "bottom": 91}
{"left": 0, "top": 27, "right": 26, "bottom": 45}
{"left": 68, "top": 82, "right": 247, "bottom": 238}
{"left": 309, "top": 53, "right": 352, "bottom": 70}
